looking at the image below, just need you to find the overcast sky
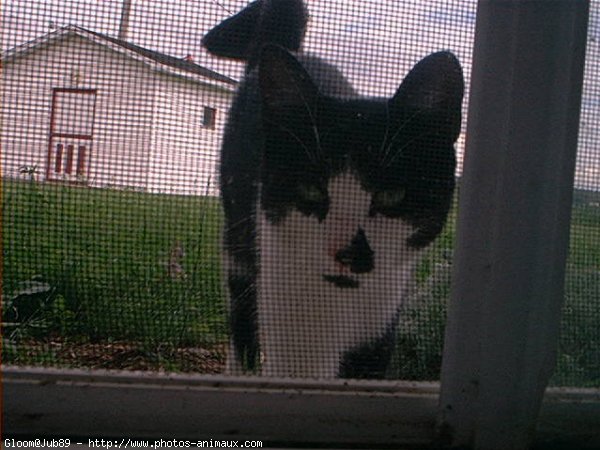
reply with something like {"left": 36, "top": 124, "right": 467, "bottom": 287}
{"left": 2, "top": 0, "right": 599, "bottom": 189}
{"left": 1, "top": 0, "right": 480, "bottom": 94}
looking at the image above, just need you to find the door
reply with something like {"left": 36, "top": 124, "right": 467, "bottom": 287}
{"left": 46, "top": 88, "right": 96, "bottom": 183}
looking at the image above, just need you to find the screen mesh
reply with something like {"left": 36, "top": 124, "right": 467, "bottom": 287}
{"left": 552, "top": 3, "right": 600, "bottom": 388}
{"left": 1, "top": 0, "right": 597, "bottom": 385}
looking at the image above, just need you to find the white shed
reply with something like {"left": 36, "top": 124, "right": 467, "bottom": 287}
{"left": 1, "top": 25, "right": 237, "bottom": 196}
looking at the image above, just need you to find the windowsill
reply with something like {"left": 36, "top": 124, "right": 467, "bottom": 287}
{"left": 3, "top": 366, "right": 599, "bottom": 448}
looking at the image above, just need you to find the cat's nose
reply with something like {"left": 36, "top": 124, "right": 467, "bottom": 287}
{"left": 335, "top": 228, "right": 374, "bottom": 274}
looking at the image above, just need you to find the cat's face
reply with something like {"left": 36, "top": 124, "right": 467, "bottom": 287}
{"left": 257, "top": 45, "right": 463, "bottom": 288}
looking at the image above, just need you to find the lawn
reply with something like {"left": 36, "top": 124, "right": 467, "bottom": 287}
{"left": 2, "top": 178, "right": 599, "bottom": 385}
{"left": 2, "top": 178, "right": 227, "bottom": 372}
{"left": 553, "top": 201, "right": 600, "bottom": 387}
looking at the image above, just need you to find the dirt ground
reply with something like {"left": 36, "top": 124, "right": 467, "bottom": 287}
{"left": 12, "top": 338, "right": 228, "bottom": 373}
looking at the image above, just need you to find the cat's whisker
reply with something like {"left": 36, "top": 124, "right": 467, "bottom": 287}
{"left": 230, "top": 283, "right": 256, "bottom": 302}
{"left": 378, "top": 102, "right": 392, "bottom": 160}
{"left": 311, "top": 123, "right": 323, "bottom": 161}
{"left": 225, "top": 215, "right": 255, "bottom": 233}
{"left": 380, "top": 109, "right": 425, "bottom": 168}
{"left": 292, "top": 78, "right": 328, "bottom": 163}
{"left": 379, "top": 109, "right": 422, "bottom": 161}
{"left": 265, "top": 118, "right": 319, "bottom": 165}
{"left": 304, "top": 102, "right": 325, "bottom": 163}
{"left": 382, "top": 129, "right": 433, "bottom": 169}
{"left": 227, "top": 246, "right": 258, "bottom": 257}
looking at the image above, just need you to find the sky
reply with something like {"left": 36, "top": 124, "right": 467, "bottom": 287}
{"left": 2, "top": 0, "right": 599, "bottom": 190}
{"left": 1, "top": 0, "right": 479, "bottom": 94}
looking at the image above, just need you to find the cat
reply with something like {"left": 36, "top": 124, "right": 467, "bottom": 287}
{"left": 203, "top": 0, "right": 464, "bottom": 378}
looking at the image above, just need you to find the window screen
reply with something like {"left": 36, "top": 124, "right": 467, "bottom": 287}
{"left": 1, "top": 0, "right": 597, "bottom": 386}
{"left": 552, "top": 3, "right": 600, "bottom": 388}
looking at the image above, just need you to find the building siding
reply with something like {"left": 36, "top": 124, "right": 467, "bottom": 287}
{"left": 148, "top": 72, "right": 231, "bottom": 196}
{"left": 1, "top": 31, "right": 234, "bottom": 195}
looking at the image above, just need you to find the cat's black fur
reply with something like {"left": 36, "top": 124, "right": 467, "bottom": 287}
{"left": 203, "top": 0, "right": 464, "bottom": 376}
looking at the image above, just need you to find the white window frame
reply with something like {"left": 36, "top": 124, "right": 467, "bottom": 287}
{"left": 3, "top": 367, "right": 600, "bottom": 447}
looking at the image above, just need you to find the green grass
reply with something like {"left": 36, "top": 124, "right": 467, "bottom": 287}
{"left": 553, "top": 202, "right": 600, "bottom": 387}
{"left": 2, "top": 178, "right": 599, "bottom": 386}
{"left": 2, "top": 178, "right": 227, "bottom": 369}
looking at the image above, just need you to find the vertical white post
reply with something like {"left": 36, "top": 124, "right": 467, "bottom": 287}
{"left": 438, "top": 1, "right": 589, "bottom": 449}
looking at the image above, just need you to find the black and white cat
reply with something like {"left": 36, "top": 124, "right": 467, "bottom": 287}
{"left": 203, "top": 0, "right": 464, "bottom": 378}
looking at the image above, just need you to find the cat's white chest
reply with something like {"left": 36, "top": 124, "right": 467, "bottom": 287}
{"left": 257, "top": 173, "right": 423, "bottom": 378}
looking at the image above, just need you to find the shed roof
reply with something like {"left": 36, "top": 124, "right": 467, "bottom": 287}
{"left": 2, "top": 25, "right": 238, "bottom": 88}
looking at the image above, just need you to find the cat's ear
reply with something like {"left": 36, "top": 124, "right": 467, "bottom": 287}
{"left": 390, "top": 51, "right": 464, "bottom": 139}
{"left": 202, "top": 0, "right": 307, "bottom": 61}
{"left": 259, "top": 44, "right": 319, "bottom": 115}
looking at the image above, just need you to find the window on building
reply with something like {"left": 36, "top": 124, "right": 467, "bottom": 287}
{"left": 203, "top": 106, "right": 216, "bottom": 129}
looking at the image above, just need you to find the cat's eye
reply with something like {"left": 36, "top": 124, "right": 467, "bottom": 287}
{"left": 298, "top": 184, "right": 328, "bottom": 204}
{"left": 296, "top": 183, "right": 329, "bottom": 221}
{"left": 373, "top": 189, "right": 406, "bottom": 208}
{"left": 370, "top": 188, "right": 406, "bottom": 216}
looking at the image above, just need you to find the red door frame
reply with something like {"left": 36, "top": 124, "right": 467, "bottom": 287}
{"left": 46, "top": 88, "right": 97, "bottom": 183}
